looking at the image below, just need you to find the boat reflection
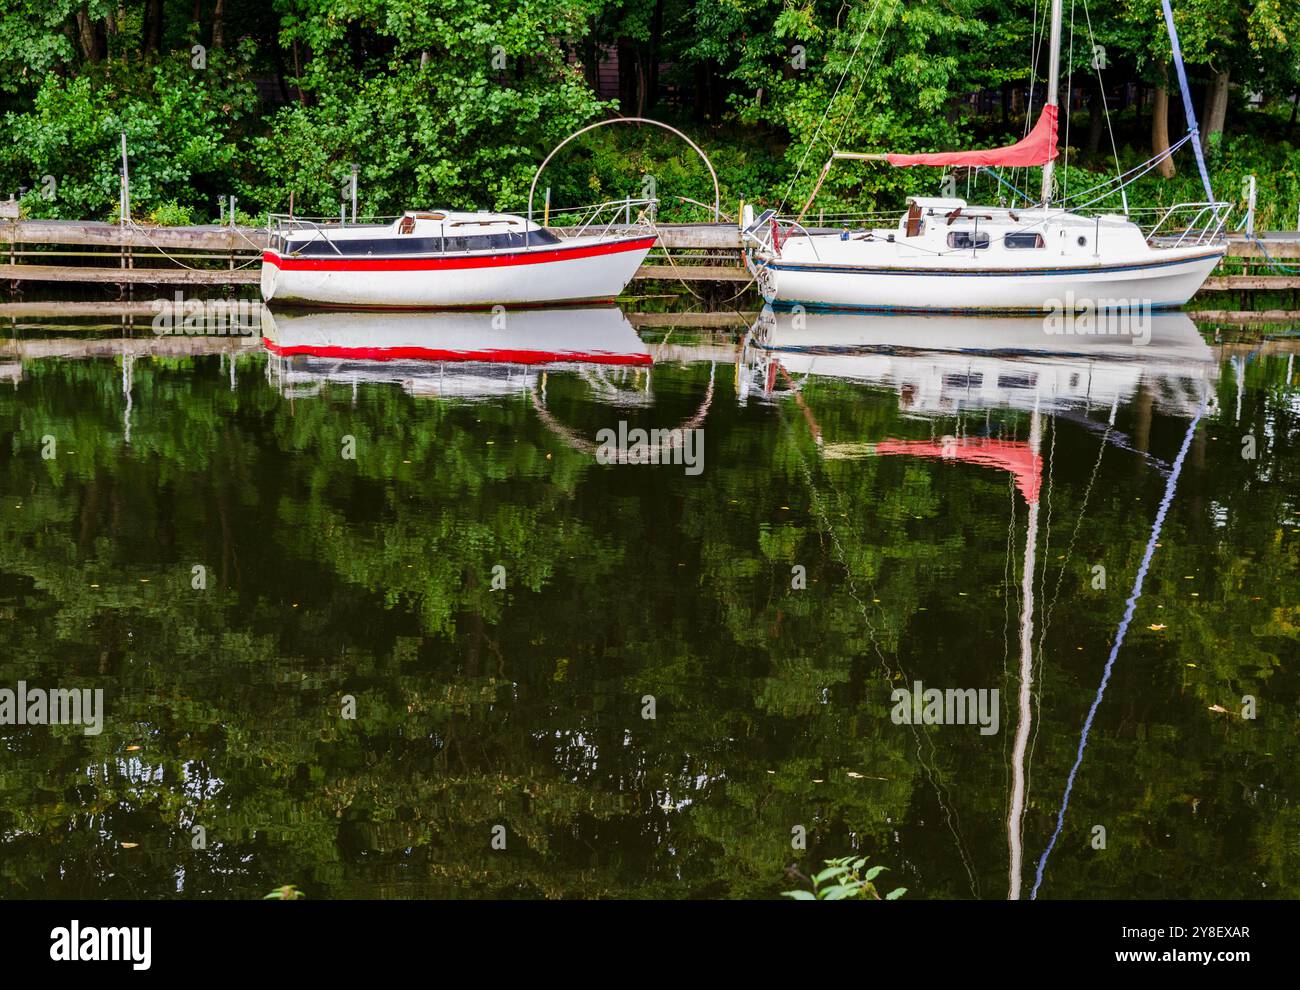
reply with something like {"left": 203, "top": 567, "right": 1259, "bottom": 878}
{"left": 743, "top": 307, "right": 1218, "bottom": 417}
{"left": 741, "top": 306, "right": 1226, "bottom": 898}
{"left": 262, "top": 305, "right": 652, "bottom": 400}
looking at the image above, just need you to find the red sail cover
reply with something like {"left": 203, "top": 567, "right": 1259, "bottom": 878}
{"left": 875, "top": 439, "right": 1042, "bottom": 505}
{"left": 886, "top": 105, "right": 1059, "bottom": 168}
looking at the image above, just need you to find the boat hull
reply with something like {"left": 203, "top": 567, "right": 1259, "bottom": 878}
{"left": 753, "top": 245, "right": 1225, "bottom": 312}
{"left": 261, "top": 306, "right": 651, "bottom": 367}
{"left": 261, "top": 235, "right": 656, "bottom": 309}
{"left": 745, "top": 309, "right": 1217, "bottom": 417}
{"left": 260, "top": 305, "right": 651, "bottom": 400}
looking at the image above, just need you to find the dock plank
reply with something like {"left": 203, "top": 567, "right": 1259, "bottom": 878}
{"left": 635, "top": 264, "right": 749, "bottom": 282}
{"left": 1202, "top": 275, "right": 1300, "bottom": 291}
{"left": 0, "top": 264, "right": 260, "bottom": 285}
{"left": 0, "top": 220, "right": 269, "bottom": 251}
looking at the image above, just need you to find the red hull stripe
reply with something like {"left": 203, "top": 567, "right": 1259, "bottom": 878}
{"left": 263, "top": 339, "right": 654, "bottom": 366}
{"left": 264, "top": 236, "right": 657, "bottom": 273}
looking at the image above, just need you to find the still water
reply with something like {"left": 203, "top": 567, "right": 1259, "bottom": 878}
{"left": 1, "top": 304, "right": 1296, "bottom": 899}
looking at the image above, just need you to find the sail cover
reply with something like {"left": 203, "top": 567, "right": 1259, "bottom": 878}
{"left": 886, "top": 105, "right": 1059, "bottom": 169}
{"left": 874, "top": 438, "right": 1042, "bottom": 505}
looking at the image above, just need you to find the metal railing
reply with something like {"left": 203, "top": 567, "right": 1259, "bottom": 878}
{"left": 544, "top": 196, "right": 659, "bottom": 240}
{"left": 1144, "top": 201, "right": 1233, "bottom": 248}
{"left": 265, "top": 213, "right": 400, "bottom": 255}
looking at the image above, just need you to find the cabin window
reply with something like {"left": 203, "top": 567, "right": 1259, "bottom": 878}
{"left": 1004, "top": 232, "right": 1045, "bottom": 249}
{"left": 947, "top": 230, "right": 990, "bottom": 250}
{"left": 442, "top": 230, "right": 560, "bottom": 252}
{"left": 997, "top": 373, "right": 1037, "bottom": 389}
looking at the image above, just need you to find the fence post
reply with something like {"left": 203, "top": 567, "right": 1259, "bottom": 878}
{"left": 119, "top": 131, "right": 129, "bottom": 272}
{"left": 1243, "top": 175, "right": 1256, "bottom": 239}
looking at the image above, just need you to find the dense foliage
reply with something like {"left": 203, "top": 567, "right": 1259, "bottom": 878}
{"left": 0, "top": 1, "right": 1298, "bottom": 223}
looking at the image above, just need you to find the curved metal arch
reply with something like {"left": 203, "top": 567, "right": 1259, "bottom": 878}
{"left": 527, "top": 117, "right": 720, "bottom": 226}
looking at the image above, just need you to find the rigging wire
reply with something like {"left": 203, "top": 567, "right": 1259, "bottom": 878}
{"left": 1060, "top": 0, "right": 1077, "bottom": 201}
{"left": 777, "top": 0, "right": 890, "bottom": 214}
{"left": 1081, "top": 0, "right": 1128, "bottom": 214}
{"left": 1025, "top": 412, "right": 1114, "bottom": 821}
{"left": 1030, "top": 400, "right": 1205, "bottom": 899}
{"left": 1012, "top": 0, "right": 1051, "bottom": 204}
{"left": 829, "top": 0, "right": 902, "bottom": 154}
{"left": 773, "top": 393, "right": 982, "bottom": 898}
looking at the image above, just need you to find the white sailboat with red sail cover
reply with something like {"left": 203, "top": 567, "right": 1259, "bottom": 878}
{"left": 745, "top": 0, "right": 1230, "bottom": 312}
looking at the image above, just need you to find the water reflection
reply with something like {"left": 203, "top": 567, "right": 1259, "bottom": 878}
{"left": 741, "top": 308, "right": 1236, "bottom": 898}
{"left": 262, "top": 305, "right": 651, "bottom": 401}
{"left": 743, "top": 308, "right": 1217, "bottom": 418}
{"left": 0, "top": 303, "right": 1296, "bottom": 900}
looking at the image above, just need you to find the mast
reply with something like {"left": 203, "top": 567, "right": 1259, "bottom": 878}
{"left": 1007, "top": 401, "right": 1042, "bottom": 900}
{"left": 1039, "top": 0, "right": 1064, "bottom": 206}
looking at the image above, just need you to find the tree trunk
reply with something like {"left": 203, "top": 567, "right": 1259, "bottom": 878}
{"left": 1087, "top": 82, "right": 1104, "bottom": 156}
{"left": 1152, "top": 68, "right": 1176, "bottom": 179}
{"left": 143, "top": 0, "right": 163, "bottom": 54}
{"left": 1200, "top": 67, "right": 1229, "bottom": 152}
{"left": 645, "top": 0, "right": 663, "bottom": 113}
{"left": 75, "top": 8, "right": 104, "bottom": 62}
{"left": 292, "top": 38, "right": 308, "bottom": 105}
{"left": 693, "top": 63, "right": 708, "bottom": 121}
{"left": 212, "top": 0, "right": 225, "bottom": 49}
{"left": 616, "top": 38, "right": 637, "bottom": 115}
{"left": 580, "top": 39, "right": 599, "bottom": 93}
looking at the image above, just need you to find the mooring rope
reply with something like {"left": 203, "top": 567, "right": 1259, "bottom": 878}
{"left": 1246, "top": 234, "right": 1300, "bottom": 275}
{"left": 1029, "top": 402, "right": 1203, "bottom": 899}
{"left": 125, "top": 218, "right": 261, "bottom": 272}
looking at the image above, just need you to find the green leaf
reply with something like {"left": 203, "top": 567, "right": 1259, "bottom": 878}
{"left": 813, "top": 866, "right": 847, "bottom": 884}
{"left": 782, "top": 890, "right": 817, "bottom": 900}
{"left": 885, "top": 887, "right": 908, "bottom": 900}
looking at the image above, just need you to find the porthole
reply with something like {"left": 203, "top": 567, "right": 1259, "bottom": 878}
{"left": 1077, "top": 235, "right": 1087, "bottom": 246}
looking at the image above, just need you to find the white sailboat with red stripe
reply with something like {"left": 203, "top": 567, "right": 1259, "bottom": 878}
{"left": 261, "top": 205, "right": 657, "bottom": 309}
{"left": 260, "top": 305, "right": 651, "bottom": 401}
{"left": 262, "top": 305, "right": 650, "bottom": 367}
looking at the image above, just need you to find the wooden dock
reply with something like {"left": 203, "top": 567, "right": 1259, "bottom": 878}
{"left": 1, "top": 219, "right": 1298, "bottom": 292}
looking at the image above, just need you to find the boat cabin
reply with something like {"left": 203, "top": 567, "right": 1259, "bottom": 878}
{"left": 882, "top": 197, "right": 1146, "bottom": 261}
{"left": 276, "top": 211, "right": 561, "bottom": 258}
